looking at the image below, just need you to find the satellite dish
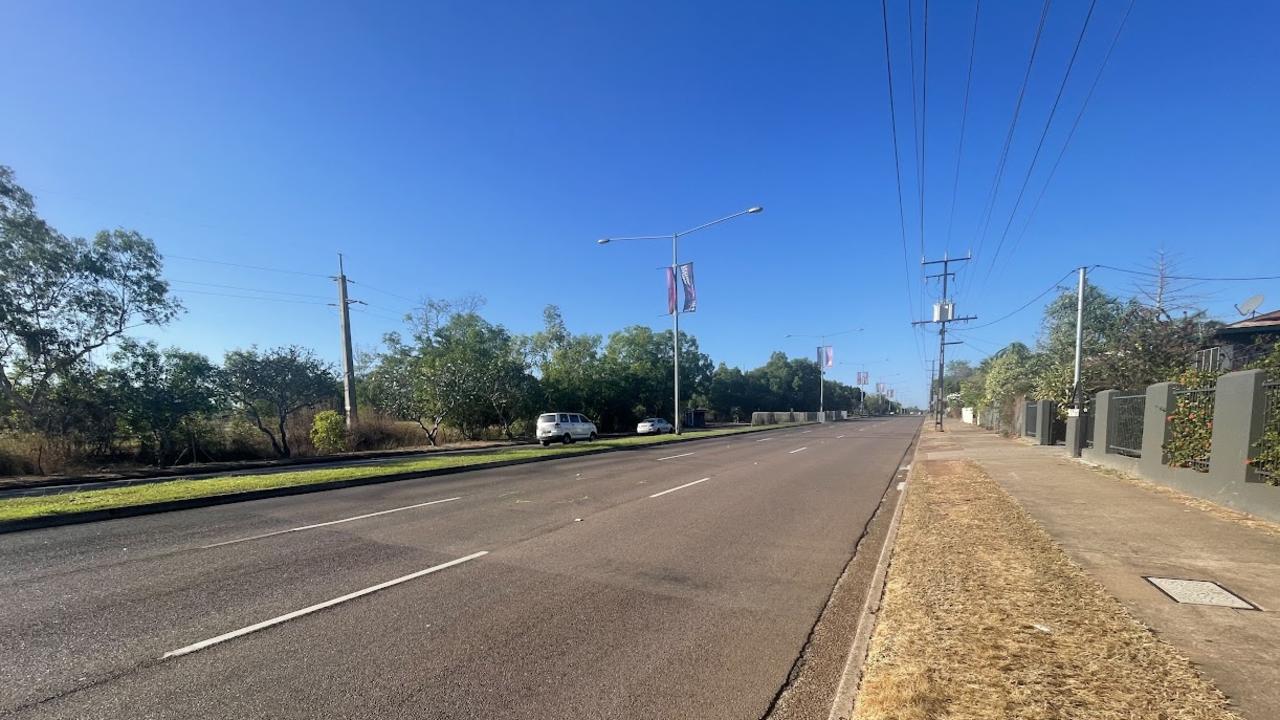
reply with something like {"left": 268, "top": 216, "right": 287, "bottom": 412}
{"left": 1235, "top": 294, "right": 1264, "bottom": 318}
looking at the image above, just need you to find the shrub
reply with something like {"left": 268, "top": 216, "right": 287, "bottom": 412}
{"left": 309, "top": 411, "right": 348, "bottom": 455}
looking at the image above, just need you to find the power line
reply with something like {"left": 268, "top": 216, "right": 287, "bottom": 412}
{"left": 983, "top": 0, "right": 1099, "bottom": 284}
{"left": 963, "top": 266, "right": 1082, "bottom": 330}
{"left": 969, "top": 0, "right": 1055, "bottom": 272}
{"left": 168, "top": 279, "right": 331, "bottom": 300}
{"left": 1095, "top": 264, "right": 1280, "bottom": 282}
{"left": 920, "top": 0, "right": 930, "bottom": 262}
{"left": 879, "top": 0, "right": 928, "bottom": 374}
{"left": 906, "top": 0, "right": 925, "bottom": 261}
{"left": 173, "top": 288, "right": 333, "bottom": 306}
{"left": 347, "top": 279, "right": 418, "bottom": 305}
{"left": 1009, "top": 0, "right": 1137, "bottom": 251}
{"left": 165, "top": 253, "right": 329, "bottom": 278}
{"left": 945, "top": 0, "right": 982, "bottom": 255}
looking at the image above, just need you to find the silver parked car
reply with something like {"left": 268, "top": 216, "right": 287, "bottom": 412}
{"left": 636, "top": 417, "right": 673, "bottom": 435}
{"left": 537, "top": 412, "right": 599, "bottom": 446}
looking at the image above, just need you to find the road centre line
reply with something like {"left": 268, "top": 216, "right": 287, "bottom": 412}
{"left": 649, "top": 477, "right": 711, "bottom": 498}
{"left": 163, "top": 551, "right": 488, "bottom": 659}
{"left": 655, "top": 452, "right": 695, "bottom": 461}
{"left": 754, "top": 437, "right": 774, "bottom": 442}
{"left": 789, "top": 447, "right": 808, "bottom": 454}
{"left": 201, "top": 497, "right": 462, "bottom": 549}
{"left": 836, "top": 434, "right": 846, "bottom": 439}
{"left": 801, "top": 430, "right": 812, "bottom": 434}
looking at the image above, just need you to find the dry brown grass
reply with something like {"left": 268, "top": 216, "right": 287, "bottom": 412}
{"left": 854, "top": 458, "right": 1239, "bottom": 720}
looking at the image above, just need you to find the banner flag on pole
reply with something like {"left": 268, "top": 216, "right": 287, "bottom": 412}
{"left": 825, "top": 346, "right": 834, "bottom": 368}
{"left": 857, "top": 371, "right": 869, "bottom": 385}
{"left": 665, "top": 267, "right": 677, "bottom": 315}
{"left": 876, "top": 382, "right": 885, "bottom": 393}
{"left": 678, "top": 262, "right": 697, "bottom": 312}
{"left": 888, "top": 388, "right": 895, "bottom": 399}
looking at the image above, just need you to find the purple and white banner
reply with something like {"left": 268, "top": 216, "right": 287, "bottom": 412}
{"left": 817, "top": 345, "right": 833, "bottom": 368}
{"left": 665, "top": 267, "right": 677, "bottom": 315}
{"left": 856, "top": 371, "right": 869, "bottom": 385}
{"left": 678, "top": 262, "right": 697, "bottom": 312}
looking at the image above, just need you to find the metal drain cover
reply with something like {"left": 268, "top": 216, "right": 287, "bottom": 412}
{"left": 1145, "top": 577, "right": 1257, "bottom": 609}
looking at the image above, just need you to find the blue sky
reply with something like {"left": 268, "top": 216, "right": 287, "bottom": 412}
{"left": 4, "top": 1, "right": 1278, "bottom": 407}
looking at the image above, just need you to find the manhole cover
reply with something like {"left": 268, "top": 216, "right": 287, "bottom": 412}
{"left": 1145, "top": 577, "right": 1257, "bottom": 609}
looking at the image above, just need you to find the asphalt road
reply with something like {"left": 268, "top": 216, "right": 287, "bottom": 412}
{"left": 0, "top": 417, "right": 919, "bottom": 720}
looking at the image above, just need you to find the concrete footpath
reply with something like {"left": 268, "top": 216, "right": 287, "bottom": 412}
{"left": 929, "top": 422, "right": 1280, "bottom": 719}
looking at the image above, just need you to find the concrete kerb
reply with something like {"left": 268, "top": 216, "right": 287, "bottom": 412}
{"left": 824, "top": 426, "right": 920, "bottom": 720}
{"left": 0, "top": 422, "right": 822, "bottom": 535}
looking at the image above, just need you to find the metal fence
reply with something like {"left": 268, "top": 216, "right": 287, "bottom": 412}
{"left": 1024, "top": 402, "right": 1037, "bottom": 437}
{"left": 1172, "top": 387, "right": 1216, "bottom": 472}
{"left": 1107, "top": 394, "right": 1145, "bottom": 457}
{"left": 1259, "top": 382, "right": 1280, "bottom": 481}
{"left": 1081, "top": 399, "right": 1094, "bottom": 449}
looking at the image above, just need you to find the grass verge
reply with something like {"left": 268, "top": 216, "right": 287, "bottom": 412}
{"left": 0, "top": 424, "right": 804, "bottom": 523}
{"left": 853, "top": 457, "right": 1239, "bottom": 720}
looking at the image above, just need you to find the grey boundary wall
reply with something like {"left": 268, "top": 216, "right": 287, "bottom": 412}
{"left": 1080, "top": 369, "right": 1280, "bottom": 523}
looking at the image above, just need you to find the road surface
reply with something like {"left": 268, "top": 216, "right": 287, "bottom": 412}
{"left": 0, "top": 417, "right": 919, "bottom": 719}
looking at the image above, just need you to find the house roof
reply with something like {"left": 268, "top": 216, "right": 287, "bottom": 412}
{"left": 1217, "top": 309, "right": 1280, "bottom": 336}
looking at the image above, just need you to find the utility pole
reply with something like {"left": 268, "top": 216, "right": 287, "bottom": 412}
{"left": 1072, "top": 266, "right": 1086, "bottom": 409}
{"left": 334, "top": 253, "right": 359, "bottom": 429}
{"left": 913, "top": 252, "right": 976, "bottom": 432}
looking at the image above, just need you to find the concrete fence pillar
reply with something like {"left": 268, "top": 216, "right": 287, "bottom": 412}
{"left": 1209, "top": 369, "right": 1268, "bottom": 485}
{"left": 1066, "top": 411, "right": 1083, "bottom": 457}
{"left": 1094, "top": 389, "right": 1118, "bottom": 456}
{"left": 1036, "top": 399, "right": 1054, "bottom": 445}
{"left": 1140, "top": 382, "right": 1178, "bottom": 476}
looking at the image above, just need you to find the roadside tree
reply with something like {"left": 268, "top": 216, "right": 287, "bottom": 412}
{"left": 222, "top": 346, "right": 337, "bottom": 457}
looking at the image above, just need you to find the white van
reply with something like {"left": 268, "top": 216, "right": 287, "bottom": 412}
{"left": 536, "top": 412, "right": 599, "bottom": 446}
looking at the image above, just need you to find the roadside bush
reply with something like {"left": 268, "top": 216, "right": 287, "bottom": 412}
{"left": 309, "top": 411, "right": 348, "bottom": 455}
{"left": 1164, "top": 368, "right": 1218, "bottom": 472}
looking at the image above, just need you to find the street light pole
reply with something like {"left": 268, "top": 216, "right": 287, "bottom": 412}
{"left": 672, "top": 232, "right": 681, "bottom": 433}
{"left": 597, "top": 206, "right": 763, "bottom": 436}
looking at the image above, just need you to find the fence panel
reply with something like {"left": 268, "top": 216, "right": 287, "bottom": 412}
{"left": 1081, "top": 399, "right": 1094, "bottom": 449}
{"left": 1107, "top": 394, "right": 1145, "bottom": 458}
{"left": 1024, "top": 402, "right": 1037, "bottom": 437}
{"left": 1258, "top": 382, "right": 1280, "bottom": 481}
{"left": 1170, "top": 387, "right": 1215, "bottom": 472}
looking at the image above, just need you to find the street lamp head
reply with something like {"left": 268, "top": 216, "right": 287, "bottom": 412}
{"left": 747, "top": 206, "right": 764, "bottom": 214}
{"left": 596, "top": 238, "right": 611, "bottom": 245}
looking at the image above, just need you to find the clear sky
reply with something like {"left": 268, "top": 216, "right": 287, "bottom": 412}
{"left": 4, "top": 1, "right": 1278, "bottom": 407}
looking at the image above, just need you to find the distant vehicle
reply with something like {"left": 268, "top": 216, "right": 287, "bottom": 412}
{"left": 536, "top": 412, "right": 599, "bottom": 446}
{"left": 636, "top": 417, "right": 673, "bottom": 435}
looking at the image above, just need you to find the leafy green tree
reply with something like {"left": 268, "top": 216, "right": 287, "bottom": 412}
{"left": 222, "top": 346, "right": 337, "bottom": 457}
{"left": 363, "top": 334, "right": 448, "bottom": 445}
{"left": 0, "top": 166, "right": 181, "bottom": 428}
{"left": 109, "top": 339, "right": 220, "bottom": 465}
{"left": 532, "top": 305, "right": 608, "bottom": 424}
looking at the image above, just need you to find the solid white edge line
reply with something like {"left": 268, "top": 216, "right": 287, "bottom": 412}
{"left": 649, "top": 477, "right": 711, "bottom": 498}
{"left": 202, "top": 497, "right": 462, "bottom": 549}
{"left": 162, "top": 551, "right": 488, "bottom": 659}
{"left": 655, "top": 452, "right": 695, "bottom": 461}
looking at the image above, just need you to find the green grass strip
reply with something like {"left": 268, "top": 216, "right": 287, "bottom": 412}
{"left": 0, "top": 424, "right": 808, "bottom": 523}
